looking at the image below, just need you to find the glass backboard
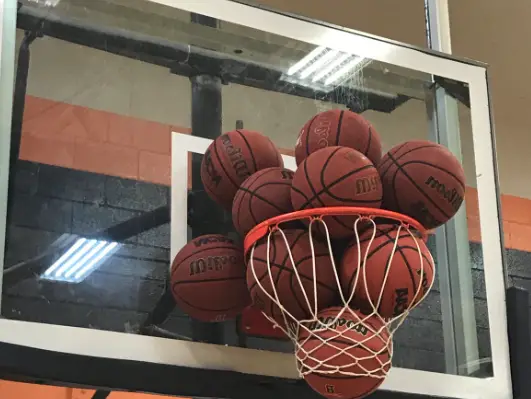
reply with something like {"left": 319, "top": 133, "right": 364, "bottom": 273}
{"left": 0, "top": 1, "right": 511, "bottom": 398}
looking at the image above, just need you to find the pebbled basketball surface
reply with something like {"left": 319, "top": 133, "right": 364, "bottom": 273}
{"left": 378, "top": 140, "right": 465, "bottom": 229}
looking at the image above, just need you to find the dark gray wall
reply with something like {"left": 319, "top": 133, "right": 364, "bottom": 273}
{"left": 1, "top": 160, "right": 524, "bottom": 376}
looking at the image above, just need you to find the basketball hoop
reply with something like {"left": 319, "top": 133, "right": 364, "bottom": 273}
{"left": 244, "top": 207, "right": 435, "bottom": 386}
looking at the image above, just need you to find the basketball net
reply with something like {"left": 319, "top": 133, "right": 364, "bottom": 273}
{"left": 245, "top": 208, "right": 435, "bottom": 380}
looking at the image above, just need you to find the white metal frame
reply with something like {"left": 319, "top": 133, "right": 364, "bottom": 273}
{"left": 0, "top": 1, "right": 511, "bottom": 398}
{"left": 425, "top": 0, "right": 481, "bottom": 376}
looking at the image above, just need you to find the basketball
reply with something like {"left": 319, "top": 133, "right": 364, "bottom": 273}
{"left": 232, "top": 167, "right": 294, "bottom": 236}
{"left": 247, "top": 229, "right": 337, "bottom": 327}
{"left": 291, "top": 146, "right": 383, "bottom": 239}
{"left": 339, "top": 224, "right": 434, "bottom": 318}
{"left": 377, "top": 140, "right": 465, "bottom": 229}
{"left": 297, "top": 307, "right": 391, "bottom": 399}
{"left": 295, "top": 109, "right": 382, "bottom": 166}
{"left": 201, "top": 130, "right": 284, "bottom": 209}
{"left": 171, "top": 234, "right": 250, "bottom": 322}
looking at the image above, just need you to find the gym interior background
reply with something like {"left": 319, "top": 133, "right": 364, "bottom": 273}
{"left": 2, "top": 0, "right": 531, "bottom": 398}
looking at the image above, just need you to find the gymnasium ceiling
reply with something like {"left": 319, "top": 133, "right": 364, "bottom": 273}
{"left": 250, "top": 0, "right": 527, "bottom": 139}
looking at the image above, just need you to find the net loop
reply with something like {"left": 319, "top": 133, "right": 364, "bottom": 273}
{"left": 245, "top": 207, "right": 434, "bottom": 379}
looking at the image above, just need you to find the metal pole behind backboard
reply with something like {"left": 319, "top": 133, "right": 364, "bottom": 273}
{"left": 424, "top": 0, "right": 480, "bottom": 376}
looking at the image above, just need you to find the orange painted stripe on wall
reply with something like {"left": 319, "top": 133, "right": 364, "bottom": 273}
{"left": 18, "top": 95, "right": 527, "bottom": 252}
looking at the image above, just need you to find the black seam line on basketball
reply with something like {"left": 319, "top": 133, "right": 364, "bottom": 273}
{"left": 213, "top": 137, "right": 240, "bottom": 190}
{"left": 377, "top": 249, "right": 396, "bottom": 315}
{"left": 253, "top": 254, "right": 336, "bottom": 292}
{"left": 238, "top": 184, "right": 293, "bottom": 213}
{"left": 299, "top": 148, "right": 369, "bottom": 209}
{"left": 251, "top": 235, "right": 280, "bottom": 299}
{"left": 379, "top": 143, "right": 438, "bottom": 177}
{"left": 291, "top": 184, "right": 310, "bottom": 202}
{"left": 356, "top": 232, "right": 411, "bottom": 249}
{"left": 236, "top": 129, "right": 258, "bottom": 172}
{"left": 306, "top": 372, "right": 366, "bottom": 381}
{"left": 301, "top": 344, "right": 390, "bottom": 369}
{"left": 248, "top": 168, "right": 282, "bottom": 188}
{"left": 234, "top": 190, "right": 244, "bottom": 233}
{"left": 289, "top": 268, "right": 312, "bottom": 317}
{"left": 171, "top": 287, "right": 243, "bottom": 312}
{"left": 398, "top": 160, "right": 466, "bottom": 189}
{"left": 172, "top": 245, "right": 239, "bottom": 276}
{"left": 249, "top": 230, "right": 310, "bottom": 294}
{"left": 387, "top": 152, "right": 452, "bottom": 219}
{"left": 377, "top": 142, "right": 410, "bottom": 177}
{"left": 303, "top": 336, "right": 382, "bottom": 348}
{"left": 335, "top": 110, "right": 344, "bottom": 146}
{"left": 399, "top": 246, "right": 435, "bottom": 273}
{"left": 351, "top": 227, "right": 409, "bottom": 248}
{"left": 397, "top": 245, "right": 419, "bottom": 299}
{"left": 389, "top": 159, "right": 402, "bottom": 213}
{"left": 379, "top": 141, "right": 408, "bottom": 175}
{"left": 236, "top": 169, "right": 270, "bottom": 231}
{"left": 380, "top": 142, "right": 442, "bottom": 178}
{"left": 249, "top": 231, "right": 306, "bottom": 293}
{"left": 203, "top": 178, "right": 225, "bottom": 206}
{"left": 248, "top": 191, "right": 261, "bottom": 227}
{"left": 365, "top": 125, "right": 373, "bottom": 157}
{"left": 393, "top": 144, "right": 441, "bottom": 162}
{"left": 305, "top": 114, "right": 319, "bottom": 157}
{"left": 377, "top": 229, "right": 418, "bottom": 297}
{"left": 173, "top": 276, "right": 245, "bottom": 285}
{"left": 302, "top": 150, "right": 323, "bottom": 210}
{"left": 250, "top": 254, "right": 336, "bottom": 293}
{"left": 299, "top": 163, "right": 380, "bottom": 210}
{"left": 282, "top": 230, "right": 308, "bottom": 266}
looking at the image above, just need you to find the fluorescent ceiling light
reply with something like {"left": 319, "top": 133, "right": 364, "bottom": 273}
{"left": 325, "top": 56, "right": 366, "bottom": 86}
{"left": 312, "top": 53, "right": 352, "bottom": 82}
{"left": 42, "top": 238, "right": 119, "bottom": 283}
{"left": 26, "top": 0, "right": 61, "bottom": 7}
{"left": 283, "top": 46, "right": 367, "bottom": 92}
{"left": 299, "top": 49, "right": 339, "bottom": 79}
{"left": 287, "top": 46, "right": 326, "bottom": 76}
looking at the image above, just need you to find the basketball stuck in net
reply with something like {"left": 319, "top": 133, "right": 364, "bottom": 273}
{"left": 244, "top": 207, "right": 435, "bottom": 399}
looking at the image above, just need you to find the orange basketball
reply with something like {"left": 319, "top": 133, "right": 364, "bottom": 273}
{"left": 171, "top": 234, "right": 250, "bottom": 322}
{"left": 339, "top": 224, "right": 434, "bottom": 318}
{"left": 295, "top": 109, "right": 382, "bottom": 166}
{"left": 297, "top": 307, "right": 391, "bottom": 399}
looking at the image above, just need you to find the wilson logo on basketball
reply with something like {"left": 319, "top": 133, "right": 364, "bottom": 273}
{"left": 417, "top": 269, "right": 430, "bottom": 296}
{"left": 411, "top": 201, "right": 441, "bottom": 228}
{"left": 221, "top": 134, "right": 252, "bottom": 180}
{"left": 203, "top": 150, "right": 222, "bottom": 186}
{"left": 193, "top": 236, "right": 234, "bottom": 247}
{"left": 355, "top": 176, "right": 380, "bottom": 195}
{"left": 281, "top": 170, "right": 294, "bottom": 180}
{"left": 313, "top": 117, "right": 333, "bottom": 148}
{"left": 424, "top": 176, "right": 463, "bottom": 211}
{"left": 305, "top": 316, "right": 369, "bottom": 336}
{"left": 189, "top": 255, "right": 238, "bottom": 276}
{"left": 393, "top": 288, "right": 409, "bottom": 316}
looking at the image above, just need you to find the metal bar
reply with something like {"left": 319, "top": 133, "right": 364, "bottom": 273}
{"left": 0, "top": 0, "right": 19, "bottom": 310}
{"left": 189, "top": 74, "right": 225, "bottom": 344}
{"left": 5, "top": 31, "right": 37, "bottom": 229}
{"left": 506, "top": 286, "right": 531, "bottom": 398}
{"left": 15, "top": 5, "right": 408, "bottom": 114}
{"left": 425, "top": 0, "right": 480, "bottom": 376}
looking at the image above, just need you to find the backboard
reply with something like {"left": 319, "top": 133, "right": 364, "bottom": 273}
{"left": 0, "top": 0, "right": 514, "bottom": 398}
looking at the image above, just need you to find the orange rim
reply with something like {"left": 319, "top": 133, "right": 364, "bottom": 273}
{"left": 243, "top": 207, "right": 426, "bottom": 255}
